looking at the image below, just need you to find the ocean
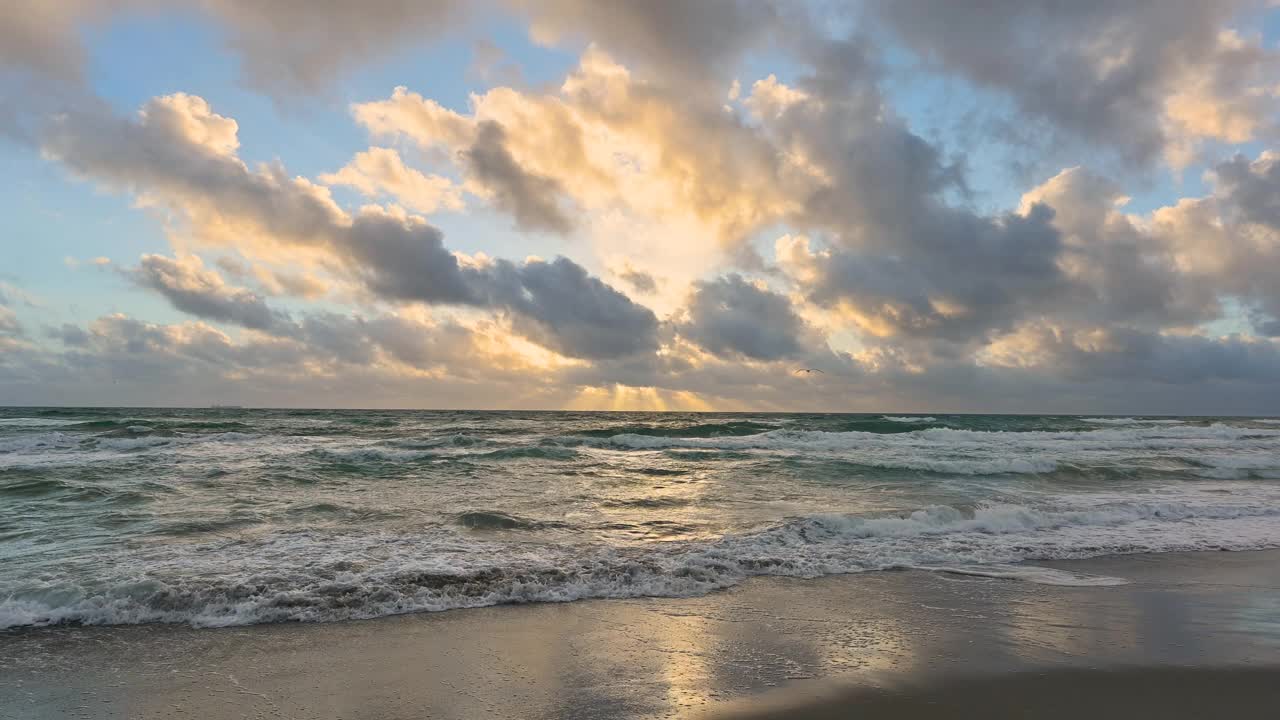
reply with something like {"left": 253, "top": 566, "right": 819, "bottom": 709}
{"left": 3, "top": 408, "right": 1279, "bottom": 629}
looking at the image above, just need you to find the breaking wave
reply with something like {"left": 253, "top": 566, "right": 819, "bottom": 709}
{"left": 4, "top": 495, "right": 1279, "bottom": 629}
{"left": 5, "top": 409, "right": 1280, "bottom": 631}
{"left": 574, "top": 424, "right": 1280, "bottom": 476}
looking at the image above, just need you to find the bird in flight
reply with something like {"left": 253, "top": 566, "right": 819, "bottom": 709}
{"left": 793, "top": 368, "right": 825, "bottom": 375}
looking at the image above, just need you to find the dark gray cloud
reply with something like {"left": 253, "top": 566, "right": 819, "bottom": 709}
{"left": 1216, "top": 153, "right": 1280, "bottom": 334}
{"left": 753, "top": 42, "right": 1238, "bottom": 362}
{"left": 203, "top": 0, "right": 469, "bottom": 100}
{"left": 748, "top": 59, "right": 1070, "bottom": 346}
{"left": 808, "top": 204, "right": 1065, "bottom": 343}
{"left": 618, "top": 266, "right": 658, "bottom": 295}
{"left": 46, "top": 323, "right": 90, "bottom": 347}
{"left": 680, "top": 274, "right": 806, "bottom": 360}
{"left": 479, "top": 257, "right": 659, "bottom": 359}
{"left": 0, "top": 1, "right": 471, "bottom": 103}
{"left": 0, "top": 0, "right": 783, "bottom": 115}
{"left": 0, "top": 1, "right": 93, "bottom": 86}
{"left": 1005, "top": 324, "right": 1280, "bottom": 385}
{"left": 464, "top": 122, "right": 574, "bottom": 234}
{"left": 1215, "top": 152, "right": 1280, "bottom": 229}
{"left": 127, "top": 254, "right": 294, "bottom": 333}
{"left": 1025, "top": 168, "right": 1223, "bottom": 331}
{"left": 865, "top": 0, "right": 1272, "bottom": 163}
{"left": 338, "top": 213, "right": 477, "bottom": 305}
{"left": 511, "top": 0, "right": 785, "bottom": 89}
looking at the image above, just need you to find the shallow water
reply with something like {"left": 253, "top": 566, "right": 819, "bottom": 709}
{"left": 3, "top": 408, "right": 1279, "bottom": 627}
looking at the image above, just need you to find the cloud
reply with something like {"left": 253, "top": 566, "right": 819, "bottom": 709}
{"left": 680, "top": 274, "right": 807, "bottom": 361}
{"left": 0, "top": 1, "right": 472, "bottom": 90}
{"left": 1019, "top": 167, "right": 1220, "bottom": 331}
{"left": 1213, "top": 151, "right": 1280, "bottom": 229}
{"left": 126, "top": 253, "right": 294, "bottom": 333}
{"left": 46, "top": 323, "right": 90, "bottom": 347}
{"left": 513, "top": 0, "right": 784, "bottom": 89}
{"left": 616, "top": 264, "right": 658, "bottom": 295}
{"left": 319, "top": 147, "right": 463, "bottom": 215}
{"left": 478, "top": 257, "right": 659, "bottom": 359}
{"left": 800, "top": 204, "right": 1065, "bottom": 344}
{"left": 0, "top": 306, "right": 21, "bottom": 337}
{"left": 0, "top": 0, "right": 790, "bottom": 115}
{"left": 1140, "top": 151, "right": 1280, "bottom": 334}
{"left": 42, "top": 92, "right": 658, "bottom": 361}
{"left": 352, "top": 51, "right": 797, "bottom": 247}
{"left": 0, "top": 284, "right": 34, "bottom": 342}
{"left": 982, "top": 323, "right": 1280, "bottom": 385}
{"left": 215, "top": 256, "right": 330, "bottom": 299}
{"left": 200, "top": 0, "right": 469, "bottom": 100}
{"left": 463, "top": 121, "right": 575, "bottom": 233}
{"left": 866, "top": 0, "right": 1278, "bottom": 164}
{"left": 0, "top": 308, "right": 595, "bottom": 409}
{"left": 10, "top": 9, "right": 1280, "bottom": 412}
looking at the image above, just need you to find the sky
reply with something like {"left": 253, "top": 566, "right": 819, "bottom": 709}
{"left": 1, "top": 0, "right": 1279, "bottom": 413}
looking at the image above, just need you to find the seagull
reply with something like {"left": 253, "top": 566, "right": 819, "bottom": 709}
{"left": 793, "top": 368, "right": 825, "bottom": 375}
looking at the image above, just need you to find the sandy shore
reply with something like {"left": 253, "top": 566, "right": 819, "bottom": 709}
{"left": 3, "top": 550, "right": 1279, "bottom": 719}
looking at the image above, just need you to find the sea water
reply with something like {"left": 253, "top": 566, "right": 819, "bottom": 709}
{"left": 3, "top": 408, "right": 1279, "bottom": 628}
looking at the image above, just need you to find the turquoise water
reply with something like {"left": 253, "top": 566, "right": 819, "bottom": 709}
{"left": 3, "top": 408, "right": 1280, "bottom": 627}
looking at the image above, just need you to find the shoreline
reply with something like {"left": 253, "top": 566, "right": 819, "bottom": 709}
{"left": 4, "top": 549, "right": 1280, "bottom": 719}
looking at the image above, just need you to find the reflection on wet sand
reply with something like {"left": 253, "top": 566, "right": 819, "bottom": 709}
{"left": 2, "top": 550, "right": 1279, "bottom": 719}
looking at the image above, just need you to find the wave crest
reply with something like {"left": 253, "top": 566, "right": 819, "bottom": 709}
{"left": 5, "top": 494, "right": 1279, "bottom": 629}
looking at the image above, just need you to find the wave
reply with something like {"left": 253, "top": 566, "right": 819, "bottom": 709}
{"left": 576, "top": 420, "right": 779, "bottom": 439}
{"left": 575, "top": 424, "right": 1280, "bottom": 475}
{"left": 882, "top": 416, "right": 937, "bottom": 423}
{"left": 0, "top": 418, "right": 78, "bottom": 427}
{"left": 590, "top": 423, "right": 1280, "bottom": 449}
{"left": 1082, "top": 417, "right": 1186, "bottom": 425}
{"left": 304, "top": 446, "right": 440, "bottom": 463}
{"left": 380, "top": 434, "right": 487, "bottom": 449}
{"left": 476, "top": 446, "right": 581, "bottom": 461}
{"left": 453, "top": 510, "right": 566, "bottom": 531}
{"left": 0, "top": 432, "right": 79, "bottom": 454}
{"left": 600, "top": 497, "right": 693, "bottom": 509}
{"left": 66, "top": 419, "right": 255, "bottom": 433}
{"left": 1187, "top": 454, "right": 1280, "bottom": 479}
{"left": 5, "top": 495, "right": 1279, "bottom": 629}
{"left": 0, "top": 475, "right": 74, "bottom": 496}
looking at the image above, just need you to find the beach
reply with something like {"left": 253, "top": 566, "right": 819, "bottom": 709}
{"left": 4, "top": 549, "right": 1278, "bottom": 719}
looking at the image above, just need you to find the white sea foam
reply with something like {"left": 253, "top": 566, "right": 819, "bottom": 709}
{"left": 1082, "top": 417, "right": 1185, "bottom": 425}
{"left": 0, "top": 418, "right": 78, "bottom": 427}
{"left": 0, "top": 431, "right": 79, "bottom": 453}
{"left": 1189, "top": 453, "right": 1280, "bottom": 479}
{"left": 583, "top": 423, "right": 1280, "bottom": 475}
{"left": 5, "top": 412, "right": 1280, "bottom": 630}
{"left": 4, "top": 492, "right": 1279, "bottom": 629}
{"left": 910, "top": 564, "right": 1128, "bottom": 586}
{"left": 882, "top": 416, "right": 937, "bottom": 423}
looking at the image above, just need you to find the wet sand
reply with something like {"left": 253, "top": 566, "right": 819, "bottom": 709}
{"left": 3, "top": 550, "right": 1279, "bottom": 719}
